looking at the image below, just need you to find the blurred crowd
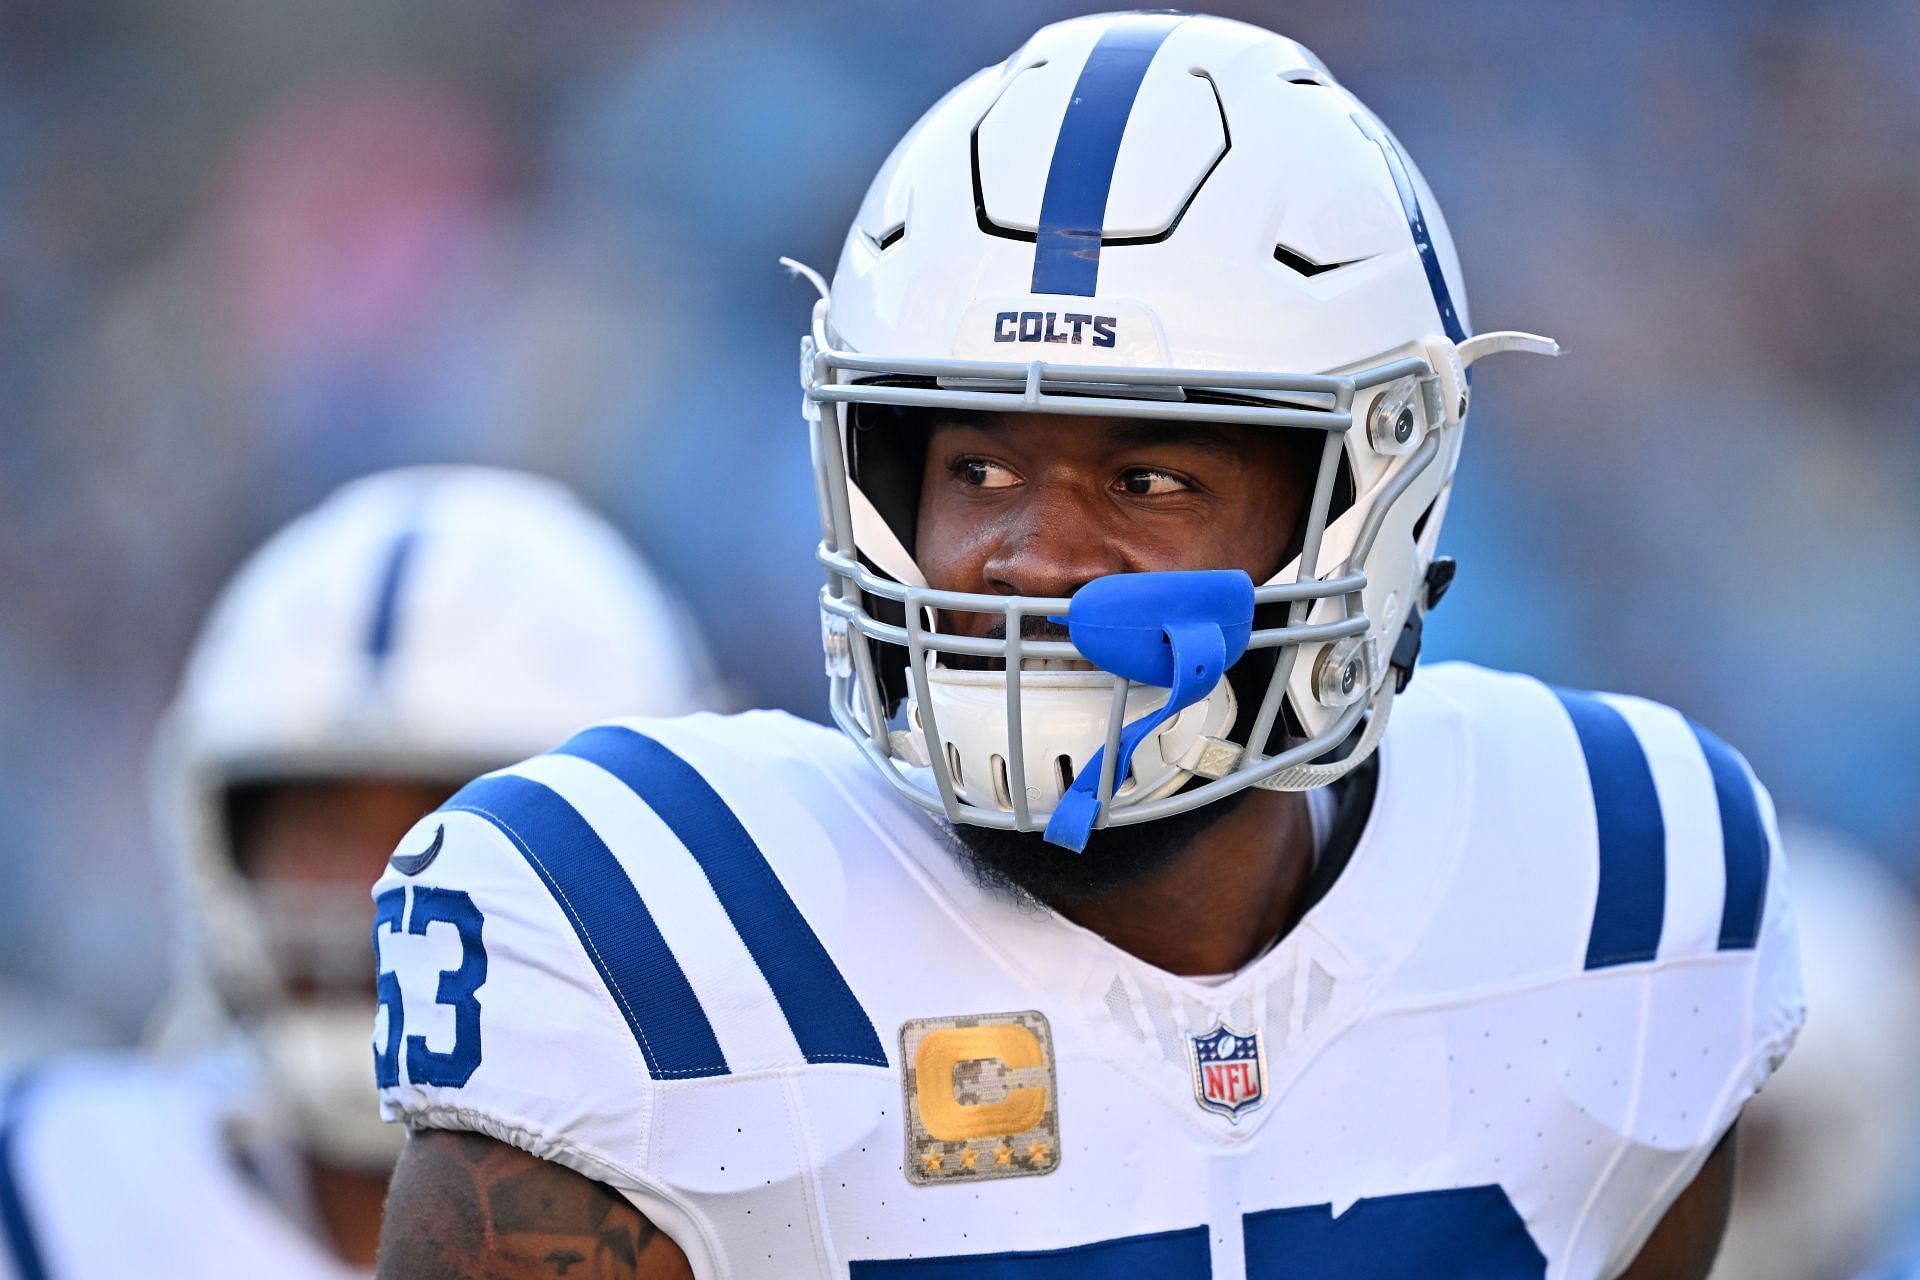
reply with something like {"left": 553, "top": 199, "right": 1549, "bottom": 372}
{"left": 1, "top": 0, "right": 1917, "bottom": 1266}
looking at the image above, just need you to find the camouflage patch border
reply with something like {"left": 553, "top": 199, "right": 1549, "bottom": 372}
{"left": 901, "top": 1010, "right": 1061, "bottom": 1187}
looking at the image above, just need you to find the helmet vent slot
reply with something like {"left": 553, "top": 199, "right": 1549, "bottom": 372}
{"left": 1411, "top": 498, "right": 1438, "bottom": 544}
{"left": 1273, "top": 243, "right": 1366, "bottom": 278}
{"left": 990, "top": 754, "right": 1013, "bottom": 810}
{"left": 1054, "top": 754, "right": 1074, "bottom": 797}
{"left": 856, "top": 221, "right": 907, "bottom": 253}
{"left": 946, "top": 742, "right": 965, "bottom": 788}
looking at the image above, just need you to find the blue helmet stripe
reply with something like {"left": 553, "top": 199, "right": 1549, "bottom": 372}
{"left": 442, "top": 773, "right": 731, "bottom": 1079}
{"left": 1350, "top": 113, "right": 1468, "bottom": 347}
{"left": 1029, "top": 14, "right": 1185, "bottom": 297}
{"left": 556, "top": 726, "right": 888, "bottom": 1069}
{"left": 365, "top": 524, "right": 421, "bottom": 670}
{"left": 1691, "top": 723, "right": 1769, "bottom": 950}
{"left": 0, "top": 1078, "right": 49, "bottom": 1280}
{"left": 1553, "top": 688, "right": 1667, "bottom": 969}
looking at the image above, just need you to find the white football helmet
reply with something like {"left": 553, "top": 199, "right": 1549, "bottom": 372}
{"left": 152, "top": 465, "right": 722, "bottom": 1168}
{"left": 796, "top": 11, "right": 1555, "bottom": 847}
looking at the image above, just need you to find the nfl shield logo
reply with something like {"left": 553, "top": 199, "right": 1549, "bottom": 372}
{"left": 1188, "top": 1022, "right": 1266, "bottom": 1122}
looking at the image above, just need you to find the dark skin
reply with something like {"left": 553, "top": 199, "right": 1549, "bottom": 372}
{"left": 234, "top": 777, "right": 453, "bottom": 1269}
{"left": 380, "top": 1130, "right": 690, "bottom": 1280}
{"left": 377, "top": 413, "right": 1736, "bottom": 1278}
{"left": 914, "top": 413, "right": 1320, "bottom": 972}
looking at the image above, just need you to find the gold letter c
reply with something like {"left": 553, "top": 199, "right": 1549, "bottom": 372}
{"left": 915, "top": 1024, "right": 1048, "bottom": 1141}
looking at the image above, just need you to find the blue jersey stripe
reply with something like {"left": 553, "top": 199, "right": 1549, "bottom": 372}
{"left": 1244, "top": 1186, "right": 1547, "bottom": 1274}
{"left": 442, "top": 773, "right": 730, "bottom": 1079}
{"left": 1553, "top": 689, "right": 1667, "bottom": 969}
{"left": 1691, "top": 723, "right": 1769, "bottom": 950}
{"left": 1350, "top": 113, "right": 1468, "bottom": 347}
{"left": 365, "top": 525, "right": 421, "bottom": 669}
{"left": 851, "top": 1225, "right": 1209, "bottom": 1277}
{"left": 1028, "top": 14, "right": 1185, "bottom": 297}
{"left": 555, "top": 726, "right": 888, "bottom": 1069}
{"left": 0, "top": 1078, "right": 48, "bottom": 1280}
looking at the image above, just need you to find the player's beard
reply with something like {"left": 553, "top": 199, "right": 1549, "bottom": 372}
{"left": 939, "top": 786, "right": 1247, "bottom": 911}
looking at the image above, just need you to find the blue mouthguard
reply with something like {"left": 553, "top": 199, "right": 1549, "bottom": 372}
{"left": 1041, "top": 570, "right": 1254, "bottom": 851}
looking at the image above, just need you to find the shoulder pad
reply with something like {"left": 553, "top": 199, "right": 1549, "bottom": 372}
{"left": 1405, "top": 665, "right": 1793, "bottom": 975}
{"left": 373, "top": 715, "right": 892, "bottom": 1187}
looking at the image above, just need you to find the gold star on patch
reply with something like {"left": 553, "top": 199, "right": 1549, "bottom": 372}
{"left": 994, "top": 1144, "right": 1014, "bottom": 1166}
{"left": 920, "top": 1151, "right": 944, "bottom": 1174}
{"left": 1025, "top": 1142, "right": 1050, "bottom": 1164}
{"left": 959, "top": 1150, "right": 979, "bottom": 1171}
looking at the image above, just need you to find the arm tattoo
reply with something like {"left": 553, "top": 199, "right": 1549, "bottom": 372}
{"left": 378, "top": 1129, "right": 693, "bottom": 1280}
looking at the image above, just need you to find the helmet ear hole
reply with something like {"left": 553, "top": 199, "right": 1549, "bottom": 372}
{"left": 1411, "top": 498, "right": 1437, "bottom": 544}
{"left": 1326, "top": 446, "right": 1358, "bottom": 526}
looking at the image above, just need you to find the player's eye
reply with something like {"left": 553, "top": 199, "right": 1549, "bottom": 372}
{"left": 958, "top": 458, "right": 1019, "bottom": 489}
{"left": 1117, "top": 468, "right": 1190, "bottom": 496}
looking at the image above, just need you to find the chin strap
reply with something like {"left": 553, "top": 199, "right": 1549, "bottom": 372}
{"left": 1042, "top": 571, "right": 1253, "bottom": 852}
{"left": 1254, "top": 673, "right": 1396, "bottom": 791}
{"left": 1177, "top": 658, "right": 1399, "bottom": 794}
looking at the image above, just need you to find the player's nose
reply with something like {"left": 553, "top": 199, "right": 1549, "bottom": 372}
{"left": 980, "top": 484, "right": 1127, "bottom": 600}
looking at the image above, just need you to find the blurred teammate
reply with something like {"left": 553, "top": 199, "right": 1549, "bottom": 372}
{"left": 373, "top": 15, "right": 1802, "bottom": 1278}
{"left": 0, "top": 466, "right": 721, "bottom": 1277}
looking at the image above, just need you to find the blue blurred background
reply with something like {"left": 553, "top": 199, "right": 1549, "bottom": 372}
{"left": 1, "top": 0, "right": 1915, "bottom": 1099}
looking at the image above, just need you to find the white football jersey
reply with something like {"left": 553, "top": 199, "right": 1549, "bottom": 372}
{"left": 374, "top": 662, "right": 1803, "bottom": 1279}
{"left": 0, "top": 1051, "right": 367, "bottom": 1280}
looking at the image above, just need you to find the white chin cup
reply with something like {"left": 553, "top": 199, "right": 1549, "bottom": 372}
{"left": 909, "top": 663, "right": 1239, "bottom": 815}
{"left": 254, "top": 1001, "right": 404, "bottom": 1171}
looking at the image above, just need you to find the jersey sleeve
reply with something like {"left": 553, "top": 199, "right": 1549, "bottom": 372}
{"left": 1567, "top": 698, "right": 1806, "bottom": 1278}
{"left": 1622, "top": 705, "right": 1806, "bottom": 1130}
{"left": 372, "top": 785, "right": 664, "bottom": 1194}
{"left": 373, "top": 713, "right": 894, "bottom": 1271}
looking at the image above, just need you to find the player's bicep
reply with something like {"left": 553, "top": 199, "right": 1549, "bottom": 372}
{"left": 379, "top": 1129, "right": 692, "bottom": 1280}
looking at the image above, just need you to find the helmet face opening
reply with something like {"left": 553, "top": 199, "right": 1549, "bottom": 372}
{"left": 221, "top": 776, "right": 460, "bottom": 998}
{"left": 845, "top": 393, "right": 1357, "bottom": 576}
{"left": 807, "top": 314, "right": 1442, "bottom": 837}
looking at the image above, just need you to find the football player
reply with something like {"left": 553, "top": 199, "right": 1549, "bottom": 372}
{"left": 372, "top": 15, "right": 1804, "bottom": 1279}
{"left": 0, "top": 466, "right": 720, "bottom": 1277}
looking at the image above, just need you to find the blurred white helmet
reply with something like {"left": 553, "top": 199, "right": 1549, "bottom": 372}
{"left": 796, "top": 11, "right": 1557, "bottom": 849}
{"left": 1709, "top": 826, "right": 1920, "bottom": 1280}
{"left": 152, "top": 464, "right": 722, "bottom": 1168}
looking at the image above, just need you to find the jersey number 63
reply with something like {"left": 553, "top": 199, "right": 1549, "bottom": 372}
{"left": 373, "top": 885, "right": 487, "bottom": 1089}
